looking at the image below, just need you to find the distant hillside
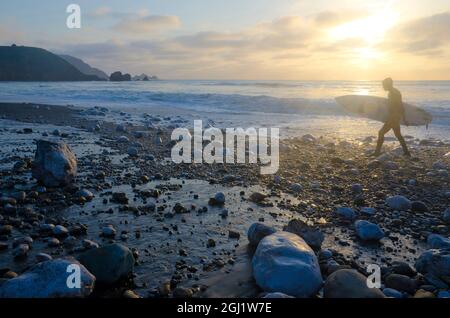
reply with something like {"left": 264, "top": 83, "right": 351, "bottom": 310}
{"left": 132, "top": 73, "right": 159, "bottom": 81}
{"left": 59, "top": 54, "right": 109, "bottom": 80}
{"left": 0, "top": 45, "right": 103, "bottom": 81}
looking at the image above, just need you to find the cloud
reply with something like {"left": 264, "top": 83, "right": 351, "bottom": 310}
{"left": 89, "top": 6, "right": 112, "bottom": 18}
{"left": 383, "top": 11, "right": 450, "bottom": 54}
{"left": 114, "top": 15, "right": 181, "bottom": 34}
{"left": 314, "top": 9, "right": 369, "bottom": 27}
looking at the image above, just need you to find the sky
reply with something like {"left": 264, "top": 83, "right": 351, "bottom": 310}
{"left": 0, "top": 0, "right": 449, "bottom": 80}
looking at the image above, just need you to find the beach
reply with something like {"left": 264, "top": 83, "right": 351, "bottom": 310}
{"left": 0, "top": 101, "right": 448, "bottom": 298}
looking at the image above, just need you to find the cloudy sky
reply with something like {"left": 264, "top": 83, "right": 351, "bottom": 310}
{"left": 1, "top": 0, "right": 449, "bottom": 80}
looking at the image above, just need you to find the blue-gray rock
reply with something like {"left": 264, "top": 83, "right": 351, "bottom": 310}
{"left": 360, "top": 207, "right": 376, "bottom": 215}
{"left": 290, "top": 183, "right": 302, "bottom": 193}
{"left": 32, "top": 140, "right": 77, "bottom": 187}
{"left": 336, "top": 207, "right": 356, "bottom": 219}
{"left": 78, "top": 243, "right": 134, "bottom": 285}
{"left": 127, "top": 146, "right": 139, "bottom": 157}
{"left": 385, "top": 274, "right": 417, "bottom": 294}
{"left": 411, "top": 201, "right": 429, "bottom": 212}
{"left": 427, "top": 234, "right": 450, "bottom": 249}
{"left": 354, "top": 220, "right": 384, "bottom": 241}
{"left": 443, "top": 208, "right": 450, "bottom": 224}
{"left": 263, "top": 292, "right": 294, "bottom": 298}
{"left": 386, "top": 195, "right": 411, "bottom": 211}
{"left": 214, "top": 192, "right": 225, "bottom": 205}
{"left": 247, "top": 223, "right": 276, "bottom": 246}
{"left": 283, "top": 219, "right": 324, "bottom": 250}
{"left": 0, "top": 259, "right": 95, "bottom": 298}
{"left": 438, "top": 290, "right": 450, "bottom": 298}
{"left": 383, "top": 288, "right": 403, "bottom": 298}
{"left": 252, "top": 232, "right": 323, "bottom": 298}
{"left": 351, "top": 184, "right": 363, "bottom": 193}
{"left": 324, "top": 269, "right": 385, "bottom": 298}
{"left": 415, "top": 249, "right": 450, "bottom": 283}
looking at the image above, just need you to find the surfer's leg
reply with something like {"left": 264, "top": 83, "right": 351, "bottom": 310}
{"left": 374, "top": 123, "right": 391, "bottom": 155}
{"left": 393, "top": 124, "right": 411, "bottom": 157}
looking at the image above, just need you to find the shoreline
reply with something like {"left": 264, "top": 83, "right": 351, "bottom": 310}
{"left": 0, "top": 102, "right": 449, "bottom": 298}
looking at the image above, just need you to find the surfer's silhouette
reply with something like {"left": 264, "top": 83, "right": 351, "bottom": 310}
{"left": 373, "top": 78, "right": 411, "bottom": 157}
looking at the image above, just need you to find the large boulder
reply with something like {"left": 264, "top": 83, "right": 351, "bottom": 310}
{"left": 247, "top": 223, "right": 276, "bottom": 246}
{"left": 283, "top": 219, "right": 324, "bottom": 250}
{"left": 354, "top": 220, "right": 384, "bottom": 241}
{"left": 415, "top": 249, "right": 450, "bottom": 284}
{"left": 0, "top": 258, "right": 95, "bottom": 298}
{"left": 323, "top": 269, "right": 385, "bottom": 298}
{"left": 78, "top": 243, "right": 134, "bottom": 285}
{"left": 252, "top": 231, "right": 323, "bottom": 298}
{"left": 32, "top": 140, "right": 77, "bottom": 187}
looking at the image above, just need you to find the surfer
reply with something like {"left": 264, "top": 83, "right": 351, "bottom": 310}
{"left": 373, "top": 78, "right": 411, "bottom": 157}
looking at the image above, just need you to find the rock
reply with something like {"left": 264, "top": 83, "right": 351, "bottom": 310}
{"left": 76, "top": 189, "right": 94, "bottom": 200}
{"left": 385, "top": 274, "right": 417, "bottom": 294}
{"left": 360, "top": 207, "right": 376, "bottom": 215}
{"left": 427, "top": 234, "right": 450, "bottom": 249}
{"left": 123, "top": 290, "right": 140, "bottom": 298}
{"left": 391, "top": 261, "right": 416, "bottom": 277}
{"left": 301, "top": 134, "right": 316, "bottom": 143}
{"left": 13, "top": 244, "right": 29, "bottom": 258}
{"left": 173, "top": 287, "right": 193, "bottom": 298}
{"left": 283, "top": 219, "right": 324, "bottom": 250}
{"left": 0, "top": 259, "right": 95, "bottom": 298}
{"left": 0, "top": 225, "right": 13, "bottom": 235}
{"left": 432, "top": 161, "right": 447, "bottom": 170}
{"left": 209, "top": 192, "right": 225, "bottom": 206}
{"left": 290, "top": 183, "right": 302, "bottom": 193}
{"left": 78, "top": 243, "right": 134, "bottom": 285}
{"left": 437, "top": 291, "right": 450, "bottom": 298}
{"left": 111, "top": 192, "right": 128, "bottom": 204}
{"left": 383, "top": 288, "right": 403, "bottom": 298}
{"left": 351, "top": 184, "right": 363, "bottom": 193}
{"left": 319, "top": 249, "right": 333, "bottom": 260}
{"left": 414, "top": 289, "right": 435, "bottom": 298}
{"left": 252, "top": 232, "right": 323, "bottom": 298}
{"left": 36, "top": 253, "right": 52, "bottom": 262}
{"left": 48, "top": 238, "right": 61, "bottom": 247}
{"left": 102, "top": 225, "right": 116, "bottom": 237}
{"left": 336, "top": 207, "right": 356, "bottom": 219}
{"left": 383, "top": 161, "right": 399, "bottom": 170}
{"left": 206, "top": 238, "right": 216, "bottom": 248}
{"left": 443, "top": 208, "right": 450, "bottom": 224}
{"left": 158, "top": 281, "right": 171, "bottom": 296}
{"left": 263, "top": 292, "right": 294, "bottom": 298}
{"left": 127, "top": 147, "right": 139, "bottom": 157}
{"left": 386, "top": 195, "right": 411, "bottom": 211}
{"left": 53, "top": 225, "right": 69, "bottom": 237}
{"left": 323, "top": 269, "right": 385, "bottom": 298}
{"left": 228, "top": 230, "right": 240, "bottom": 239}
{"left": 411, "top": 201, "right": 429, "bottom": 212}
{"left": 354, "top": 220, "right": 384, "bottom": 241}
{"left": 117, "top": 136, "right": 129, "bottom": 143}
{"left": 416, "top": 249, "right": 450, "bottom": 286}
{"left": 82, "top": 239, "right": 99, "bottom": 249}
{"left": 249, "top": 192, "right": 267, "bottom": 203}
{"left": 32, "top": 140, "right": 77, "bottom": 187}
{"left": 116, "top": 124, "right": 126, "bottom": 132}
{"left": 247, "top": 223, "right": 276, "bottom": 246}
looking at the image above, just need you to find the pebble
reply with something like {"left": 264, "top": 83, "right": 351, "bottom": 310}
{"left": 386, "top": 195, "right": 411, "bottom": 211}
{"left": 102, "top": 225, "right": 117, "bottom": 237}
{"left": 336, "top": 207, "right": 356, "bottom": 219}
{"left": 354, "top": 220, "right": 384, "bottom": 241}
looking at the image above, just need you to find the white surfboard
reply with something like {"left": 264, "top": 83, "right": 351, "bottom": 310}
{"left": 335, "top": 95, "right": 432, "bottom": 127}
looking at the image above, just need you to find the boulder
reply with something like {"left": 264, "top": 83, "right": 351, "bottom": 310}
{"left": 252, "top": 232, "right": 323, "bottom": 298}
{"left": 415, "top": 249, "right": 450, "bottom": 284}
{"left": 427, "top": 234, "right": 450, "bottom": 250}
{"left": 336, "top": 207, "right": 356, "bottom": 219}
{"left": 32, "top": 140, "right": 77, "bottom": 187}
{"left": 323, "top": 269, "right": 385, "bottom": 298}
{"left": 0, "top": 259, "right": 95, "bottom": 298}
{"left": 78, "top": 243, "right": 134, "bottom": 285}
{"left": 411, "top": 201, "right": 429, "bottom": 212}
{"left": 283, "top": 219, "right": 324, "bottom": 250}
{"left": 385, "top": 195, "right": 411, "bottom": 211}
{"left": 354, "top": 220, "right": 384, "bottom": 241}
{"left": 385, "top": 274, "right": 417, "bottom": 294}
{"left": 247, "top": 223, "right": 276, "bottom": 246}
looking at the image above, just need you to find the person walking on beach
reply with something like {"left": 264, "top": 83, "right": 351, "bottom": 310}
{"left": 373, "top": 78, "right": 411, "bottom": 157}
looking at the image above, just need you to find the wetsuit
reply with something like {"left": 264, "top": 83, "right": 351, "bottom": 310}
{"left": 374, "top": 88, "right": 411, "bottom": 156}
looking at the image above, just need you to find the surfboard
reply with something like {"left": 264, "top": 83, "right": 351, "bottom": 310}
{"left": 335, "top": 95, "right": 432, "bottom": 127}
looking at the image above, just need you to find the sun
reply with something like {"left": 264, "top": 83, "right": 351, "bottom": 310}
{"left": 329, "top": 7, "right": 398, "bottom": 45}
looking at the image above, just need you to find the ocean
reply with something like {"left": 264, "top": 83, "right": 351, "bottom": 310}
{"left": 0, "top": 80, "right": 449, "bottom": 141}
